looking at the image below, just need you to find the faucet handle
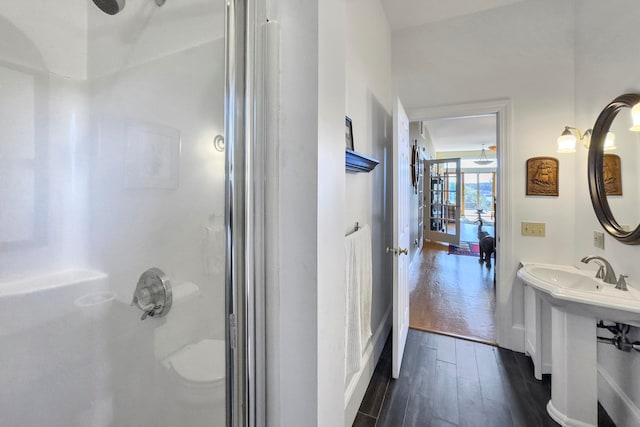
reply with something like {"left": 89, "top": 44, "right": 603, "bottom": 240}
{"left": 617, "top": 274, "right": 628, "bottom": 291}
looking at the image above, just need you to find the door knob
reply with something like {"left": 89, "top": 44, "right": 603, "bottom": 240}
{"left": 398, "top": 248, "right": 408, "bottom": 255}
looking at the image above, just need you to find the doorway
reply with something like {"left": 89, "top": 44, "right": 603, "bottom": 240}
{"left": 409, "top": 112, "right": 500, "bottom": 345}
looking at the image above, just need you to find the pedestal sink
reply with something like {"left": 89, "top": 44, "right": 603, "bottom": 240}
{"left": 517, "top": 262, "right": 640, "bottom": 427}
{"left": 519, "top": 263, "right": 640, "bottom": 326}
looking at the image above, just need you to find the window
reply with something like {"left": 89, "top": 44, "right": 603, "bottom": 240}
{"left": 463, "top": 172, "right": 495, "bottom": 220}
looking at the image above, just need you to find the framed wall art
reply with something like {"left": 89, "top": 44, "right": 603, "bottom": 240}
{"left": 526, "top": 156, "right": 558, "bottom": 196}
{"left": 345, "top": 116, "right": 354, "bottom": 150}
{"left": 125, "top": 122, "right": 181, "bottom": 189}
{"left": 603, "top": 153, "right": 622, "bottom": 196}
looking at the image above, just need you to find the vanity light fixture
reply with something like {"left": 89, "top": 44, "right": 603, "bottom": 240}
{"left": 557, "top": 126, "right": 616, "bottom": 152}
{"left": 473, "top": 145, "right": 494, "bottom": 166}
{"left": 630, "top": 103, "right": 640, "bottom": 131}
{"left": 557, "top": 126, "right": 591, "bottom": 153}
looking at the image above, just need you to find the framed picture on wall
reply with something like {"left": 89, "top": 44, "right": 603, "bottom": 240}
{"left": 125, "top": 122, "right": 181, "bottom": 189}
{"left": 345, "top": 116, "right": 354, "bottom": 150}
{"left": 526, "top": 156, "right": 559, "bottom": 196}
{"left": 603, "top": 154, "right": 622, "bottom": 196}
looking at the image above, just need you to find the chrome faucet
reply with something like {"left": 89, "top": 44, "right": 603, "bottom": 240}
{"left": 581, "top": 256, "right": 617, "bottom": 285}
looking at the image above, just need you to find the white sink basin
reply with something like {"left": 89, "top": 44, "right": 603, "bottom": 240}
{"left": 517, "top": 263, "right": 640, "bottom": 326}
{"left": 526, "top": 266, "right": 603, "bottom": 292}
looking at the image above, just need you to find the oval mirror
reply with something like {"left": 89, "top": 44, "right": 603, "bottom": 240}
{"left": 588, "top": 93, "right": 640, "bottom": 244}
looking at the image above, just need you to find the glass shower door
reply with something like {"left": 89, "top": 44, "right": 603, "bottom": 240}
{"left": 0, "top": 1, "right": 236, "bottom": 425}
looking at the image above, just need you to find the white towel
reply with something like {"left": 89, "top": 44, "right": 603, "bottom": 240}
{"left": 344, "top": 224, "right": 373, "bottom": 381}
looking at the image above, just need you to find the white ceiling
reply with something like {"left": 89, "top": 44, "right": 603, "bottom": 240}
{"left": 380, "top": 0, "right": 526, "bottom": 31}
{"left": 381, "top": 2, "right": 510, "bottom": 153}
{"left": 423, "top": 115, "right": 496, "bottom": 152}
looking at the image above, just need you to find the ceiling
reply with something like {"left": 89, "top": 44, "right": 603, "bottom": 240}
{"left": 381, "top": 2, "right": 510, "bottom": 153}
{"left": 380, "top": 0, "right": 526, "bottom": 31}
{"left": 423, "top": 115, "right": 496, "bottom": 153}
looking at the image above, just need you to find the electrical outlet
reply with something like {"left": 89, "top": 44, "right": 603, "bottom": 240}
{"left": 594, "top": 231, "right": 605, "bottom": 249}
{"left": 521, "top": 222, "right": 546, "bottom": 237}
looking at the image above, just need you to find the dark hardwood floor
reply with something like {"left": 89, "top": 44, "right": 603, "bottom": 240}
{"left": 353, "top": 329, "right": 616, "bottom": 427}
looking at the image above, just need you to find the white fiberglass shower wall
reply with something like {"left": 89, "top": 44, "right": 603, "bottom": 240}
{"left": 0, "top": 0, "right": 236, "bottom": 425}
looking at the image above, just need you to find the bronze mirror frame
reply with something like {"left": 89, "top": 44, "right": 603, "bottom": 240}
{"left": 588, "top": 93, "right": 640, "bottom": 244}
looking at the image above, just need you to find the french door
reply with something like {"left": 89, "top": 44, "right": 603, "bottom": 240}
{"left": 424, "top": 158, "right": 461, "bottom": 246}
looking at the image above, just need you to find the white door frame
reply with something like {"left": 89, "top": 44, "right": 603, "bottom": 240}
{"left": 407, "top": 99, "right": 517, "bottom": 351}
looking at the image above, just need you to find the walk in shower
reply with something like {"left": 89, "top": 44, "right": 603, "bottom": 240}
{"left": 0, "top": 0, "right": 255, "bottom": 425}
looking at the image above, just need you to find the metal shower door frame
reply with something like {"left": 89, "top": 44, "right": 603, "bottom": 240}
{"left": 225, "top": 0, "right": 266, "bottom": 425}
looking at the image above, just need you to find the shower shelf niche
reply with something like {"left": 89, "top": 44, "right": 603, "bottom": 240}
{"left": 346, "top": 148, "right": 379, "bottom": 173}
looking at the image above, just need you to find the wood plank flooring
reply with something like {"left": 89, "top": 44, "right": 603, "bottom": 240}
{"left": 409, "top": 241, "right": 496, "bottom": 344}
{"left": 353, "top": 329, "right": 616, "bottom": 427}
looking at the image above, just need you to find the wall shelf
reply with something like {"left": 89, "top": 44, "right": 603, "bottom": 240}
{"left": 346, "top": 148, "right": 379, "bottom": 173}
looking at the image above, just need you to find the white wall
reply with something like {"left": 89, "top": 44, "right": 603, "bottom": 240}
{"left": 318, "top": 0, "right": 347, "bottom": 424}
{"left": 88, "top": 0, "right": 223, "bottom": 79}
{"left": 0, "top": 1, "right": 90, "bottom": 280}
{"left": 265, "top": 0, "right": 347, "bottom": 425}
{"left": 344, "top": 0, "right": 394, "bottom": 424}
{"left": 0, "top": 0, "right": 87, "bottom": 80}
{"left": 344, "top": 0, "right": 393, "bottom": 333}
{"left": 392, "top": 0, "right": 577, "bottom": 349}
{"left": 344, "top": 0, "right": 393, "bottom": 232}
{"left": 266, "top": 0, "right": 319, "bottom": 423}
{"left": 574, "top": 1, "right": 640, "bottom": 424}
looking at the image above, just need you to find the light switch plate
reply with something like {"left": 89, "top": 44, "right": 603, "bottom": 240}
{"left": 521, "top": 222, "right": 546, "bottom": 237}
{"left": 594, "top": 231, "right": 605, "bottom": 249}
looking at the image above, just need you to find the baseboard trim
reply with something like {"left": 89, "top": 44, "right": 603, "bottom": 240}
{"left": 510, "top": 323, "right": 525, "bottom": 352}
{"left": 497, "top": 322, "right": 525, "bottom": 352}
{"left": 344, "top": 305, "right": 392, "bottom": 426}
{"left": 410, "top": 245, "right": 422, "bottom": 270}
{"left": 547, "top": 400, "right": 595, "bottom": 427}
{"left": 598, "top": 364, "right": 640, "bottom": 427}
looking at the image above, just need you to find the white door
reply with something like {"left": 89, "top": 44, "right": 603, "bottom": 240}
{"left": 390, "top": 97, "right": 411, "bottom": 378}
{"left": 424, "top": 158, "right": 462, "bottom": 246}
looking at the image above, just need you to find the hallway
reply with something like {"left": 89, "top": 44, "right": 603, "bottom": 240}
{"left": 409, "top": 239, "right": 496, "bottom": 344}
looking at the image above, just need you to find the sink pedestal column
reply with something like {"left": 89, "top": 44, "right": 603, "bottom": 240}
{"left": 548, "top": 306, "right": 597, "bottom": 427}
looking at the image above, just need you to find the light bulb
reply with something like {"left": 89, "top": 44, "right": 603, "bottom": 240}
{"left": 630, "top": 103, "right": 640, "bottom": 132}
{"left": 557, "top": 131, "right": 576, "bottom": 153}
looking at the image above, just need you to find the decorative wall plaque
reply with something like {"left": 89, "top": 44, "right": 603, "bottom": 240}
{"left": 526, "top": 156, "right": 558, "bottom": 196}
{"left": 603, "top": 154, "right": 622, "bottom": 196}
